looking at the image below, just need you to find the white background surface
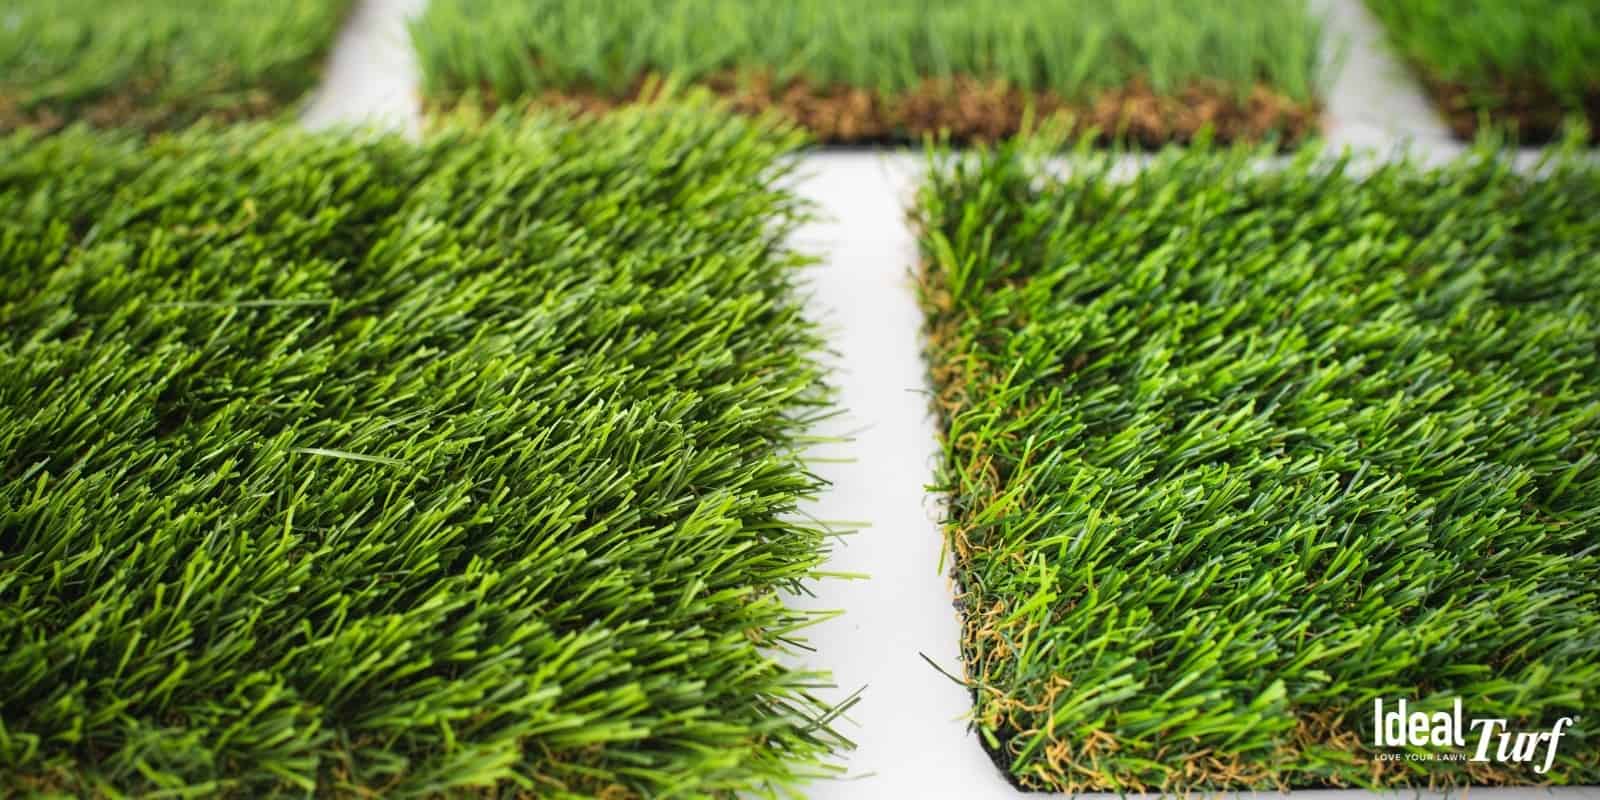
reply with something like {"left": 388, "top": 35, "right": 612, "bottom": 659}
{"left": 784, "top": 153, "right": 1012, "bottom": 797}
{"left": 296, "top": 2, "right": 1600, "bottom": 797}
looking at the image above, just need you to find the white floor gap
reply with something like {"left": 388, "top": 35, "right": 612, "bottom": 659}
{"left": 784, "top": 153, "right": 1011, "bottom": 798}
{"left": 1314, "top": 0, "right": 1456, "bottom": 155}
{"left": 300, "top": 1, "right": 1599, "bottom": 797}
{"left": 300, "top": 0, "right": 427, "bottom": 138}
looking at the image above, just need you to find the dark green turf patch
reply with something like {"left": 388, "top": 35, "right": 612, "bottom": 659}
{"left": 1365, "top": 0, "right": 1599, "bottom": 143}
{"left": 0, "top": 110, "right": 845, "bottom": 797}
{"left": 917, "top": 142, "right": 1600, "bottom": 791}
{"left": 0, "top": 0, "right": 352, "bottom": 132}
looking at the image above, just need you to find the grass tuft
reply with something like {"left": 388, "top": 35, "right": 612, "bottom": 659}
{"left": 0, "top": 108, "right": 846, "bottom": 797}
{"left": 917, "top": 139, "right": 1600, "bottom": 791}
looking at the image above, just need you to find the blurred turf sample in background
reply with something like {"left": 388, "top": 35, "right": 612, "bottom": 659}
{"left": 0, "top": 0, "right": 352, "bottom": 131}
{"left": 412, "top": 0, "right": 1324, "bottom": 145}
{"left": 1367, "top": 0, "right": 1599, "bottom": 142}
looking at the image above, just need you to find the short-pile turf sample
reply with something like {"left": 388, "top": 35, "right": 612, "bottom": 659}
{"left": 0, "top": 110, "right": 846, "bottom": 796}
{"left": 917, "top": 142, "right": 1600, "bottom": 791}
{"left": 0, "top": 0, "right": 352, "bottom": 132}
{"left": 1367, "top": 0, "right": 1599, "bottom": 142}
{"left": 412, "top": 0, "right": 1322, "bottom": 146}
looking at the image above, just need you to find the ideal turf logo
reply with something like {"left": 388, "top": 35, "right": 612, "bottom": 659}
{"left": 1371, "top": 698, "right": 1575, "bottom": 773}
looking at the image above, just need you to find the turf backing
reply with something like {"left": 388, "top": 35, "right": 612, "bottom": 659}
{"left": 412, "top": 0, "right": 1322, "bottom": 145}
{"left": 1366, "top": 0, "right": 1600, "bottom": 142}
{"left": 0, "top": 109, "right": 845, "bottom": 797}
{"left": 0, "top": 0, "right": 352, "bottom": 132}
{"left": 917, "top": 142, "right": 1600, "bottom": 791}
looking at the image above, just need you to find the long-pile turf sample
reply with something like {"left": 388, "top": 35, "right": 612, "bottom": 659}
{"left": 1367, "top": 0, "right": 1599, "bottom": 142}
{"left": 0, "top": 110, "right": 845, "bottom": 797}
{"left": 0, "top": 0, "right": 351, "bottom": 132}
{"left": 412, "top": 0, "right": 1322, "bottom": 145}
{"left": 917, "top": 143, "right": 1600, "bottom": 791}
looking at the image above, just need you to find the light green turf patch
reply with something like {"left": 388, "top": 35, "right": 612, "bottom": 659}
{"left": 0, "top": 109, "right": 846, "bottom": 797}
{"left": 412, "top": 0, "right": 1321, "bottom": 102}
{"left": 0, "top": 0, "right": 352, "bottom": 131}
{"left": 1365, "top": 0, "right": 1599, "bottom": 141}
{"left": 917, "top": 142, "right": 1600, "bottom": 791}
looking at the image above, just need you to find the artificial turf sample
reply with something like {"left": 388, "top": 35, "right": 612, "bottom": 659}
{"left": 0, "top": 109, "right": 846, "bottom": 797}
{"left": 412, "top": 0, "right": 1322, "bottom": 146}
{"left": 917, "top": 142, "right": 1600, "bottom": 791}
{"left": 1366, "top": 0, "right": 1600, "bottom": 142}
{"left": 0, "top": 0, "right": 352, "bottom": 132}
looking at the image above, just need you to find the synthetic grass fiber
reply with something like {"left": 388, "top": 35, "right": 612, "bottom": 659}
{"left": 1366, "top": 0, "right": 1600, "bottom": 142}
{"left": 0, "top": 109, "right": 846, "bottom": 796}
{"left": 412, "top": 0, "right": 1322, "bottom": 145}
{"left": 0, "top": 0, "right": 352, "bottom": 132}
{"left": 917, "top": 142, "right": 1600, "bottom": 791}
